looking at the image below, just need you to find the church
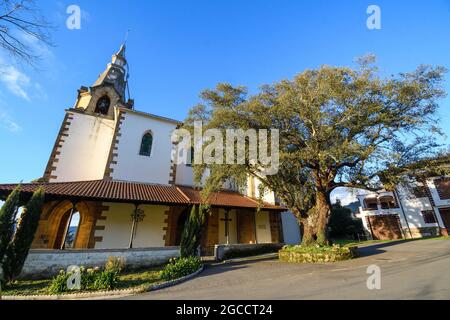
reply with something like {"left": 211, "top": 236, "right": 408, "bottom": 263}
{"left": 0, "top": 46, "right": 300, "bottom": 274}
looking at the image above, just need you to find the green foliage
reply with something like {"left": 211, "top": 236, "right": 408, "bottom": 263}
{"left": 180, "top": 205, "right": 207, "bottom": 258}
{"left": 0, "top": 185, "right": 21, "bottom": 263}
{"left": 279, "top": 244, "right": 357, "bottom": 263}
{"left": 48, "top": 258, "right": 123, "bottom": 294}
{"left": 329, "top": 200, "right": 364, "bottom": 238}
{"left": 3, "top": 188, "right": 45, "bottom": 282}
{"left": 48, "top": 270, "right": 69, "bottom": 294}
{"left": 105, "top": 256, "right": 125, "bottom": 274}
{"left": 183, "top": 57, "right": 449, "bottom": 245}
{"left": 160, "top": 257, "right": 202, "bottom": 281}
{"left": 2, "top": 267, "right": 165, "bottom": 296}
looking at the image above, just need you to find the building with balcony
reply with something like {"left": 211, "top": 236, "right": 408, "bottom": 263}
{"left": 357, "top": 178, "right": 450, "bottom": 240}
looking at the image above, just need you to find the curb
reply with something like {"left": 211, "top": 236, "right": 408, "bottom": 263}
{"left": 219, "top": 253, "right": 279, "bottom": 264}
{"left": 0, "top": 265, "right": 204, "bottom": 300}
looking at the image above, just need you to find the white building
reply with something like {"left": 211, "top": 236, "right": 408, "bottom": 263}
{"left": 357, "top": 178, "right": 450, "bottom": 240}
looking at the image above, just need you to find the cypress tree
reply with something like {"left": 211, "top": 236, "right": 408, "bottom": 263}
{"left": 3, "top": 188, "right": 45, "bottom": 282}
{"left": 0, "top": 185, "right": 21, "bottom": 263}
{"left": 180, "top": 205, "right": 207, "bottom": 258}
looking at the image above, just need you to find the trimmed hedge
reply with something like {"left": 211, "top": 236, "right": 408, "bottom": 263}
{"left": 221, "top": 244, "right": 284, "bottom": 260}
{"left": 279, "top": 245, "right": 357, "bottom": 263}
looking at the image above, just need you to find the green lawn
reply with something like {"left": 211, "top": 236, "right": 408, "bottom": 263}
{"left": 333, "top": 236, "right": 450, "bottom": 247}
{"left": 0, "top": 266, "right": 164, "bottom": 296}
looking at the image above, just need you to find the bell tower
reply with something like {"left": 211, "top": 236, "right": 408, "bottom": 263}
{"left": 43, "top": 45, "right": 134, "bottom": 183}
{"left": 72, "top": 45, "right": 134, "bottom": 118}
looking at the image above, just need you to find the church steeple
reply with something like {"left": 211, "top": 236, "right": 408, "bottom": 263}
{"left": 72, "top": 45, "right": 134, "bottom": 118}
{"left": 92, "top": 44, "right": 129, "bottom": 102}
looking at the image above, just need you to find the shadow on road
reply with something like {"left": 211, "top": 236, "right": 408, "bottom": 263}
{"left": 356, "top": 238, "right": 426, "bottom": 257}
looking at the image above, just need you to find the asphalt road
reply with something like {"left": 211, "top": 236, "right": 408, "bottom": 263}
{"left": 122, "top": 238, "right": 450, "bottom": 300}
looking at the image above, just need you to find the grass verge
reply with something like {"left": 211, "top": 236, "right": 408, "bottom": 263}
{"left": 1, "top": 266, "right": 164, "bottom": 296}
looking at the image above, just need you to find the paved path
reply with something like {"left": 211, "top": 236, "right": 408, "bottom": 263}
{"left": 122, "top": 239, "right": 450, "bottom": 300}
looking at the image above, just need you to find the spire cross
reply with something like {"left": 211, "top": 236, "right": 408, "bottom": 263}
{"left": 123, "top": 29, "right": 131, "bottom": 45}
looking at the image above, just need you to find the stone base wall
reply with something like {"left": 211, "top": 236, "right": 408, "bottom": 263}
{"left": 215, "top": 243, "right": 284, "bottom": 260}
{"left": 21, "top": 247, "right": 180, "bottom": 278}
{"left": 402, "top": 227, "right": 441, "bottom": 239}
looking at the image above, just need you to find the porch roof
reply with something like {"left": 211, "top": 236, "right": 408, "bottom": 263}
{"left": 0, "top": 180, "right": 189, "bottom": 205}
{"left": 177, "top": 186, "right": 286, "bottom": 211}
{"left": 0, "top": 180, "right": 286, "bottom": 211}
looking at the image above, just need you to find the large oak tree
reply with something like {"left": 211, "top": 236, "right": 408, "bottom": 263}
{"left": 184, "top": 57, "right": 449, "bottom": 246}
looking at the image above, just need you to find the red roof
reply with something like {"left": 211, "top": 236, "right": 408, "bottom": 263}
{"left": 177, "top": 186, "right": 285, "bottom": 211}
{"left": 0, "top": 180, "right": 189, "bottom": 205}
{"left": 0, "top": 180, "right": 286, "bottom": 211}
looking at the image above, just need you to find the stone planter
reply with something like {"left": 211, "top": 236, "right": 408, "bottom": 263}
{"left": 278, "top": 246, "right": 358, "bottom": 264}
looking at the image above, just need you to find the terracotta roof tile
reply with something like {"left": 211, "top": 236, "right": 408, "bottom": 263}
{"left": 0, "top": 180, "right": 286, "bottom": 211}
{"left": 0, "top": 180, "right": 189, "bottom": 205}
{"left": 177, "top": 186, "right": 286, "bottom": 211}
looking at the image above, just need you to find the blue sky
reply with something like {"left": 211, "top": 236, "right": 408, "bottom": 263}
{"left": 0, "top": 0, "right": 449, "bottom": 204}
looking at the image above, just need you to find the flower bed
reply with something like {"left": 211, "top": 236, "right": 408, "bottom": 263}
{"left": 279, "top": 245, "right": 358, "bottom": 263}
{"left": 160, "top": 257, "right": 202, "bottom": 281}
{"left": 1, "top": 256, "right": 203, "bottom": 297}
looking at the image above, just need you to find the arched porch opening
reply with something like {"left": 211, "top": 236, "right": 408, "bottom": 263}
{"left": 174, "top": 208, "right": 190, "bottom": 246}
{"left": 45, "top": 201, "right": 95, "bottom": 249}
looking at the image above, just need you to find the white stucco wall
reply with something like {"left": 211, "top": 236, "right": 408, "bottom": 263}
{"left": 52, "top": 112, "right": 115, "bottom": 182}
{"left": 175, "top": 164, "right": 195, "bottom": 186}
{"left": 255, "top": 211, "right": 272, "bottom": 243}
{"left": 281, "top": 212, "right": 301, "bottom": 244}
{"left": 399, "top": 191, "right": 436, "bottom": 229}
{"left": 251, "top": 176, "right": 276, "bottom": 204}
{"left": 111, "top": 111, "right": 177, "bottom": 185}
{"left": 95, "top": 202, "right": 168, "bottom": 249}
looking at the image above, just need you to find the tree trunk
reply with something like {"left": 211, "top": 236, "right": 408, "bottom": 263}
{"left": 301, "top": 191, "right": 332, "bottom": 246}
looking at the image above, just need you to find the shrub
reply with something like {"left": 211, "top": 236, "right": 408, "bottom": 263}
{"left": 105, "top": 256, "right": 125, "bottom": 273}
{"left": 3, "top": 188, "right": 45, "bottom": 283}
{"left": 93, "top": 270, "right": 119, "bottom": 290}
{"left": 48, "top": 259, "right": 123, "bottom": 294}
{"left": 0, "top": 185, "right": 21, "bottom": 263}
{"left": 160, "top": 257, "right": 202, "bottom": 281}
{"left": 48, "top": 270, "right": 68, "bottom": 294}
{"left": 180, "top": 205, "right": 207, "bottom": 258}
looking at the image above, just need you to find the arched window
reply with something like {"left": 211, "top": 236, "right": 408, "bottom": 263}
{"left": 139, "top": 131, "right": 153, "bottom": 156}
{"left": 54, "top": 209, "right": 81, "bottom": 249}
{"left": 95, "top": 95, "right": 111, "bottom": 115}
